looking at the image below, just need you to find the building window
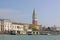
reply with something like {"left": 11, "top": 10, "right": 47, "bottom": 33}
{"left": 17, "top": 26, "right": 20, "bottom": 29}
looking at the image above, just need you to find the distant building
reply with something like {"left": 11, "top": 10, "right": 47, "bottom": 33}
{"left": 32, "top": 8, "right": 38, "bottom": 25}
{"left": 0, "top": 9, "right": 42, "bottom": 34}
{"left": 0, "top": 19, "right": 12, "bottom": 32}
{"left": 11, "top": 22, "right": 29, "bottom": 34}
{"left": 56, "top": 27, "right": 60, "bottom": 31}
{"left": 50, "top": 25, "right": 60, "bottom": 31}
{"left": 50, "top": 27, "right": 56, "bottom": 31}
{"left": 32, "top": 8, "right": 41, "bottom": 30}
{"left": 0, "top": 19, "right": 30, "bottom": 34}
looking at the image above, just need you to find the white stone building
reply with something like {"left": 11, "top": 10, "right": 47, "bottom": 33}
{"left": 0, "top": 19, "right": 42, "bottom": 35}
{"left": 0, "top": 19, "right": 12, "bottom": 32}
{"left": 11, "top": 22, "right": 29, "bottom": 34}
{"left": 0, "top": 19, "right": 30, "bottom": 34}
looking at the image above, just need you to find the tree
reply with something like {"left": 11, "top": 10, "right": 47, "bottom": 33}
{"left": 29, "top": 24, "right": 37, "bottom": 31}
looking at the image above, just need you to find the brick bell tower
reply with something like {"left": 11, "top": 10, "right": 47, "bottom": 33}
{"left": 32, "top": 8, "right": 38, "bottom": 25}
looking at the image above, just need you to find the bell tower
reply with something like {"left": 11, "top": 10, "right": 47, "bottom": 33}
{"left": 32, "top": 8, "right": 38, "bottom": 25}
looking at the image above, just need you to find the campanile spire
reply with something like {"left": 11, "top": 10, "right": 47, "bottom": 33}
{"left": 32, "top": 8, "right": 38, "bottom": 25}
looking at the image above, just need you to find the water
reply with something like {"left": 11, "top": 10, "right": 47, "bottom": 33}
{"left": 0, "top": 35, "right": 60, "bottom": 40}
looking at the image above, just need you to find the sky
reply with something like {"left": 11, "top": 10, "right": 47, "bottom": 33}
{"left": 0, "top": 0, "right": 60, "bottom": 27}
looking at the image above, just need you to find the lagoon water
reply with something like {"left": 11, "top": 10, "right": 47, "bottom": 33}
{"left": 0, "top": 35, "right": 60, "bottom": 40}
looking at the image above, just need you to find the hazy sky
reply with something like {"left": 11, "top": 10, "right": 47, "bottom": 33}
{"left": 0, "top": 0, "right": 60, "bottom": 27}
